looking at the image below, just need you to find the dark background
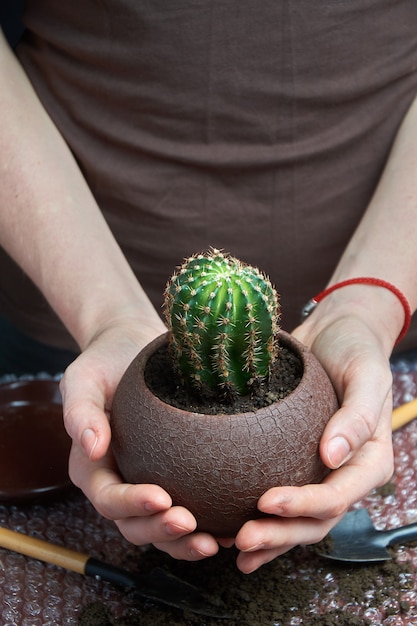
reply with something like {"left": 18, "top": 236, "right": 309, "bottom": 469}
{"left": 0, "top": 0, "right": 25, "bottom": 47}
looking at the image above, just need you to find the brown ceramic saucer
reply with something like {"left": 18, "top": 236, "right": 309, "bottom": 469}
{"left": 0, "top": 379, "right": 73, "bottom": 502}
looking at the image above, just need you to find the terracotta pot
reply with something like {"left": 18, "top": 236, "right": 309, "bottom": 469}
{"left": 111, "top": 331, "right": 339, "bottom": 536}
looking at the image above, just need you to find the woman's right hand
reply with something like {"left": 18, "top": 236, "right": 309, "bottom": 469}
{"left": 60, "top": 316, "right": 221, "bottom": 561}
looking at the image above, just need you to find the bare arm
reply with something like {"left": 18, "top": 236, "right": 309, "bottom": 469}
{"left": 315, "top": 93, "right": 417, "bottom": 352}
{"left": 332, "top": 94, "right": 417, "bottom": 298}
{"left": 0, "top": 30, "right": 163, "bottom": 349}
{"left": 0, "top": 30, "right": 221, "bottom": 562}
{"left": 297, "top": 93, "right": 417, "bottom": 468}
{"left": 234, "top": 96, "right": 417, "bottom": 573}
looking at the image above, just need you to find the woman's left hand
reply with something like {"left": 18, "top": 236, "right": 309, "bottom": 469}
{"left": 233, "top": 306, "right": 395, "bottom": 573}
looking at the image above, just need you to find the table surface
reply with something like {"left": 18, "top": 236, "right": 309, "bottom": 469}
{"left": 2, "top": 357, "right": 417, "bottom": 626}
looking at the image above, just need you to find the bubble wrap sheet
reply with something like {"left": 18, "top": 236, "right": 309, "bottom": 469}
{"left": 2, "top": 360, "right": 417, "bottom": 625}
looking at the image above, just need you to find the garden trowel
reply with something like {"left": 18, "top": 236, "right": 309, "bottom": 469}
{"left": 316, "top": 508, "right": 417, "bottom": 563}
{"left": 0, "top": 526, "right": 231, "bottom": 618}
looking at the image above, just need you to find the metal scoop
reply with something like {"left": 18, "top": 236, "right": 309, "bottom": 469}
{"left": 0, "top": 526, "right": 230, "bottom": 618}
{"left": 316, "top": 508, "right": 417, "bottom": 563}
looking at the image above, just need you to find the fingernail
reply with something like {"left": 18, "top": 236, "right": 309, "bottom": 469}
{"left": 81, "top": 428, "right": 98, "bottom": 459}
{"left": 241, "top": 543, "right": 265, "bottom": 553}
{"left": 265, "top": 494, "right": 292, "bottom": 515}
{"left": 327, "top": 436, "right": 351, "bottom": 469}
{"left": 190, "top": 547, "right": 212, "bottom": 558}
{"left": 165, "top": 522, "right": 192, "bottom": 536}
{"left": 144, "top": 501, "right": 162, "bottom": 513}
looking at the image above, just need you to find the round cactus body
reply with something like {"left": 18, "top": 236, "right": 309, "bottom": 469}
{"left": 164, "top": 249, "right": 280, "bottom": 395}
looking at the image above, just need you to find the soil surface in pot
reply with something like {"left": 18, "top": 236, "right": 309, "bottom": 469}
{"left": 144, "top": 343, "right": 303, "bottom": 415}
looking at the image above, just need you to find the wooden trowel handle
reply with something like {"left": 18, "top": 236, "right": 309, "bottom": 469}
{"left": 0, "top": 526, "right": 89, "bottom": 574}
{"left": 392, "top": 398, "right": 417, "bottom": 431}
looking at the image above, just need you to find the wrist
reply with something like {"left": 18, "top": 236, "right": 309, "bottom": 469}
{"left": 72, "top": 286, "right": 166, "bottom": 352}
{"left": 301, "top": 279, "right": 409, "bottom": 354}
{"left": 301, "top": 278, "right": 411, "bottom": 346}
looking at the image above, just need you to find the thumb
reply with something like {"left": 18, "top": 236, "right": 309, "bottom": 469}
{"left": 320, "top": 384, "right": 392, "bottom": 470}
{"left": 60, "top": 363, "right": 112, "bottom": 461}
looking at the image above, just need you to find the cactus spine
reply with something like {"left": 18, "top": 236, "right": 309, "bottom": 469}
{"left": 164, "top": 249, "right": 280, "bottom": 396}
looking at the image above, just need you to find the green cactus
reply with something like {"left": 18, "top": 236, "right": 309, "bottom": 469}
{"left": 163, "top": 249, "right": 280, "bottom": 396}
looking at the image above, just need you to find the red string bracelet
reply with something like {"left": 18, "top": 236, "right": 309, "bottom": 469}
{"left": 301, "top": 277, "right": 412, "bottom": 345}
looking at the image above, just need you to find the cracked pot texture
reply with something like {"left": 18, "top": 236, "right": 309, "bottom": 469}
{"left": 111, "top": 331, "right": 339, "bottom": 536}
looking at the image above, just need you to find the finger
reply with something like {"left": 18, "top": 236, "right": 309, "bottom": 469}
{"left": 60, "top": 364, "right": 112, "bottom": 460}
{"left": 235, "top": 515, "right": 339, "bottom": 574}
{"left": 257, "top": 433, "right": 394, "bottom": 521}
{"left": 68, "top": 442, "right": 173, "bottom": 519}
{"left": 153, "top": 533, "right": 220, "bottom": 561}
{"left": 236, "top": 514, "right": 338, "bottom": 556}
{"left": 320, "top": 383, "right": 393, "bottom": 470}
{"left": 69, "top": 442, "right": 203, "bottom": 546}
{"left": 116, "top": 506, "right": 198, "bottom": 546}
{"left": 299, "top": 320, "right": 394, "bottom": 469}
{"left": 236, "top": 546, "right": 288, "bottom": 574}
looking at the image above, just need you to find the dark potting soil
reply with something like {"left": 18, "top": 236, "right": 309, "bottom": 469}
{"left": 144, "top": 343, "right": 303, "bottom": 415}
{"left": 79, "top": 536, "right": 414, "bottom": 626}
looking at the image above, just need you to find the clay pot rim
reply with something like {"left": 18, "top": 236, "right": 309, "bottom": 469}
{"left": 137, "top": 330, "right": 314, "bottom": 421}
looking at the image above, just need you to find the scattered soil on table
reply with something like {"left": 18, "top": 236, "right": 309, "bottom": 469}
{"left": 145, "top": 343, "right": 303, "bottom": 415}
{"left": 79, "top": 535, "right": 415, "bottom": 626}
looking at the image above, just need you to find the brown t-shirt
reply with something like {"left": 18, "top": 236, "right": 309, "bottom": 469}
{"left": 1, "top": 0, "right": 417, "bottom": 351}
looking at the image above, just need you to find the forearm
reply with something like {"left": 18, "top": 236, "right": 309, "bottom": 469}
{"left": 302, "top": 95, "right": 417, "bottom": 353}
{"left": 0, "top": 32, "right": 163, "bottom": 349}
{"left": 332, "top": 95, "right": 417, "bottom": 292}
